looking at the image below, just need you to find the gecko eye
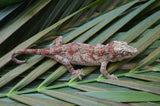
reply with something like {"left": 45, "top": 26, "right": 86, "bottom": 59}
{"left": 122, "top": 51, "right": 127, "bottom": 56}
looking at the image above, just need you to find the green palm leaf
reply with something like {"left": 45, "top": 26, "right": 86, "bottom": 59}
{"left": 0, "top": 0, "right": 160, "bottom": 105}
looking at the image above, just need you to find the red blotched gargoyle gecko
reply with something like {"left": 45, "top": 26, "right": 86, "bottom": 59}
{"left": 11, "top": 36, "right": 138, "bottom": 80}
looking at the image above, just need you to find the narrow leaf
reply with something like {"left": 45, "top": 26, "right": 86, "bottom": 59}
{"left": 133, "top": 26, "right": 160, "bottom": 51}
{"left": 70, "top": 84, "right": 114, "bottom": 91}
{"left": 0, "top": 101, "right": 26, "bottom": 106}
{"left": 122, "top": 10, "right": 160, "bottom": 42}
{"left": 98, "top": 79, "right": 160, "bottom": 94}
{"left": 38, "top": 66, "right": 67, "bottom": 88}
{"left": 73, "top": 0, "right": 139, "bottom": 43}
{"left": 39, "top": 0, "right": 69, "bottom": 30}
{"left": 0, "top": 55, "right": 43, "bottom": 88}
{"left": 0, "top": 3, "right": 21, "bottom": 21}
{"left": 130, "top": 102, "right": 160, "bottom": 106}
{"left": 0, "top": 0, "right": 51, "bottom": 44}
{"left": 9, "top": 59, "right": 56, "bottom": 93}
{"left": 131, "top": 47, "right": 160, "bottom": 71}
{"left": 125, "top": 74, "right": 160, "bottom": 82}
{"left": 40, "top": 90, "right": 130, "bottom": 106}
{"left": 90, "top": 0, "right": 155, "bottom": 44}
{"left": 9, "top": 94, "right": 73, "bottom": 106}
{"left": 81, "top": 91, "right": 160, "bottom": 102}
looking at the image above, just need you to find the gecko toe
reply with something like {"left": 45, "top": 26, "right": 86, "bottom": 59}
{"left": 70, "top": 69, "right": 84, "bottom": 80}
{"left": 78, "top": 76, "right": 82, "bottom": 80}
{"left": 81, "top": 73, "right": 85, "bottom": 76}
{"left": 110, "top": 74, "right": 119, "bottom": 80}
{"left": 105, "top": 74, "right": 118, "bottom": 80}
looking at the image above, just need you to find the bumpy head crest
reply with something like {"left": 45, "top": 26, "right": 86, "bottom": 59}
{"left": 108, "top": 41, "right": 138, "bottom": 62}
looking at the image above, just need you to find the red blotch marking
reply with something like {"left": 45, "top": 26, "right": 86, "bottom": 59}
{"left": 42, "top": 48, "right": 51, "bottom": 54}
{"left": 45, "top": 48, "right": 50, "bottom": 50}
{"left": 68, "top": 43, "right": 79, "bottom": 56}
{"left": 79, "top": 56, "right": 83, "bottom": 62}
{"left": 88, "top": 46, "right": 95, "bottom": 61}
{"left": 108, "top": 41, "right": 115, "bottom": 54}
{"left": 53, "top": 46, "right": 62, "bottom": 54}
{"left": 88, "top": 54, "right": 95, "bottom": 61}
{"left": 68, "top": 50, "right": 74, "bottom": 56}
{"left": 32, "top": 50, "right": 38, "bottom": 54}
{"left": 54, "top": 49, "right": 61, "bottom": 54}
{"left": 108, "top": 48, "right": 114, "bottom": 53}
{"left": 19, "top": 50, "right": 26, "bottom": 54}
{"left": 98, "top": 49, "right": 105, "bottom": 56}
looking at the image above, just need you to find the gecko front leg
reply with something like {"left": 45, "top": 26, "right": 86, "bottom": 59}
{"left": 49, "top": 36, "right": 63, "bottom": 47}
{"left": 100, "top": 62, "right": 118, "bottom": 80}
{"left": 46, "top": 55, "right": 85, "bottom": 80}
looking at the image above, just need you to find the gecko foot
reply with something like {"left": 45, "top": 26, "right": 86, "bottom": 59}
{"left": 105, "top": 74, "right": 118, "bottom": 80}
{"left": 70, "top": 69, "right": 85, "bottom": 80}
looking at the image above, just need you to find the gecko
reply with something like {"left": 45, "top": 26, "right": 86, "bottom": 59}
{"left": 11, "top": 36, "right": 138, "bottom": 80}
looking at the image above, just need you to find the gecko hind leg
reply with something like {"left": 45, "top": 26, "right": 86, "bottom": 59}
{"left": 46, "top": 55, "right": 85, "bottom": 80}
{"left": 100, "top": 62, "right": 118, "bottom": 80}
{"left": 49, "top": 36, "right": 63, "bottom": 47}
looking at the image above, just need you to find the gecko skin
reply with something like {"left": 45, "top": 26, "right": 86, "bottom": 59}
{"left": 11, "top": 36, "right": 138, "bottom": 80}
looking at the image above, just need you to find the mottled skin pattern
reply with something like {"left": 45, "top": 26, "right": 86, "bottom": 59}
{"left": 11, "top": 36, "right": 138, "bottom": 80}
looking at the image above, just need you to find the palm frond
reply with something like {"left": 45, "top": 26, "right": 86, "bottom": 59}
{"left": 0, "top": 0, "right": 160, "bottom": 105}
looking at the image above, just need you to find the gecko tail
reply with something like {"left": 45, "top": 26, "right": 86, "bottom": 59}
{"left": 11, "top": 50, "right": 28, "bottom": 64}
{"left": 11, "top": 48, "right": 50, "bottom": 64}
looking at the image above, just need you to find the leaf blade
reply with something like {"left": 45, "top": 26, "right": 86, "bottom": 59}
{"left": 0, "top": 0, "right": 51, "bottom": 44}
{"left": 40, "top": 90, "right": 130, "bottom": 106}
{"left": 9, "top": 94, "right": 73, "bottom": 106}
{"left": 125, "top": 74, "right": 160, "bottom": 82}
{"left": 98, "top": 79, "right": 160, "bottom": 94}
{"left": 81, "top": 91, "right": 160, "bottom": 102}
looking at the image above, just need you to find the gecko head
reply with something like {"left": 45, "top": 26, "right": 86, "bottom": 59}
{"left": 107, "top": 41, "right": 138, "bottom": 62}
